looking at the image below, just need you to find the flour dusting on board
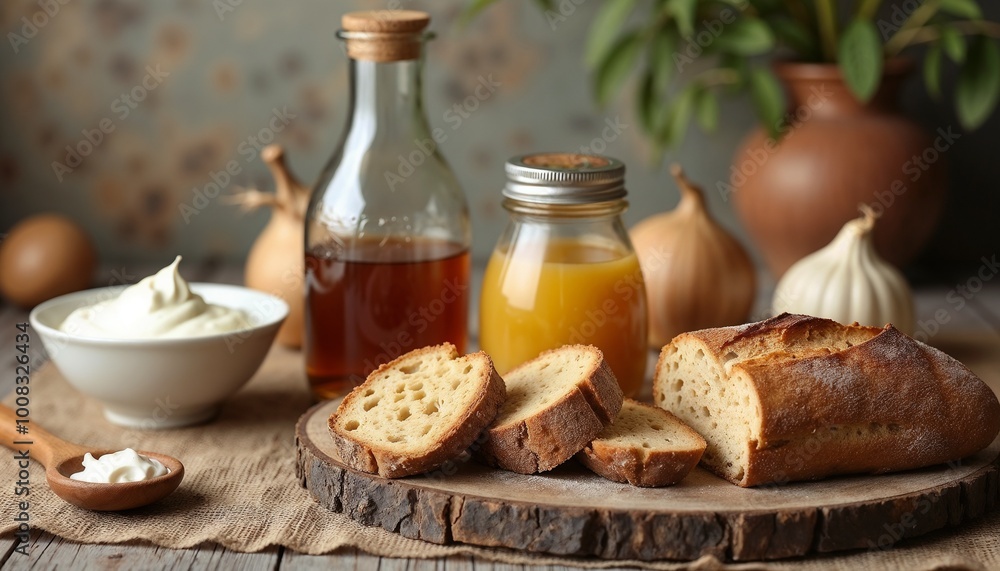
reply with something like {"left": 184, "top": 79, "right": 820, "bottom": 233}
{"left": 485, "top": 463, "right": 633, "bottom": 496}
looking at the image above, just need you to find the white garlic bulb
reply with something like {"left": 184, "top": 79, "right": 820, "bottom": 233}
{"left": 773, "top": 205, "right": 914, "bottom": 333}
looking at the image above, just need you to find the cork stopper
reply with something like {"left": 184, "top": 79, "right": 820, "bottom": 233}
{"left": 340, "top": 11, "right": 430, "bottom": 62}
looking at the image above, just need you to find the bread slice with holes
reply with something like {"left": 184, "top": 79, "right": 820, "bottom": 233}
{"left": 328, "top": 343, "right": 506, "bottom": 478}
{"left": 477, "top": 345, "right": 623, "bottom": 474}
{"left": 577, "top": 399, "right": 706, "bottom": 487}
{"left": 653, "top": 313, "right": 1000, "bottom": 487}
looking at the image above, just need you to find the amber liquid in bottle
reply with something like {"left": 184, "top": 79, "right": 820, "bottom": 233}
{"left": 305, "top": 237, "right": 470, "bottom": 399}
{"left": 306, "top": 15, "right": 471, "bottom": 399}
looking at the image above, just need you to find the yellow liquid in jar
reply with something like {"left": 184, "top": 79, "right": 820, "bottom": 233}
{"left": 479, "top": 239, "right": 648, "bottom": 396}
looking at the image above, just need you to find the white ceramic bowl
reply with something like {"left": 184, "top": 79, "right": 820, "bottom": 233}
{"left": 30, "top": 283, "right": 288, "bottom": 429}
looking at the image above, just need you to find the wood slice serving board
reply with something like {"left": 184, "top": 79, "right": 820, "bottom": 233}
{"left": 296, "top": 398, "right": 1000, "bottom": 562}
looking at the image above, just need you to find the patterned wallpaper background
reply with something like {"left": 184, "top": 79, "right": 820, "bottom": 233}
{"left": 1, "top": 0, "right": 998, "bottom": 279}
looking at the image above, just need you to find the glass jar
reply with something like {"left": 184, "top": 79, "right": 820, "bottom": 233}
{"left": 305, "top": 11, "right": 471, "bottom": 400}
{"left": 479, "top": 153, "right": 648, "bottom": 396}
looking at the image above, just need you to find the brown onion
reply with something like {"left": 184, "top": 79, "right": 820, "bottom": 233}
{"left": 630, "top": 165, "right": 756, "bottom": 348}
{"left": 228, "top": 145, "right": 308, "bottom": 348}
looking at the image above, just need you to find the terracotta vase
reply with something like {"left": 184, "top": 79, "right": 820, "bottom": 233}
{"left": 730, "top": 60, "right": 947, "bottom": 278}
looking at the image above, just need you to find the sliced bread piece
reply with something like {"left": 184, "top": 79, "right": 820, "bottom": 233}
{"left": 328, "top": 343, "right": 505, "bottom": 478}
{"left": 577, "top": 399, "right": 707, "bottom": 487}
{"left": 653, "top": 313, "right": 1000, "bottom": 487}
{"left": 477, "top": 345, "right": 623, "bottom": 474}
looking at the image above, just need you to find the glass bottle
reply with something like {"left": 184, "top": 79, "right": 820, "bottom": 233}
{"left": 305, "top": 11, "right": 471, "bottom": 400}
{"left": 479, "top": 153, "right": 648, "bottom": 397}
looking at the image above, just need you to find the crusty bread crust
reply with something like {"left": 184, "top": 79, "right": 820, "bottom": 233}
{"left": 654, "top": 313, "right": 1000, "bottom": 487}
{"left": 577, "top": 399, "right": 706, "bottom": 487}
{"left": 328, "top": 343, "right": 506, "bottom": 478}
{"left": 478, "top": 345, "right": 623, "bottom": 474}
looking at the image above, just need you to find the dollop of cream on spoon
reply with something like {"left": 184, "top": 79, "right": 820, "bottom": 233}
{"left": 69, "top": 448, "right": 169, "bottom": 483}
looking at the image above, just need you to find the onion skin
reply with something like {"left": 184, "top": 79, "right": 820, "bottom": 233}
{"left": 231, "top": 145, "right": 309, "bottom": 348}
{"left": 630, "top": 165, "right": 756, "bottom": 348}
{"left": 245, "top": 207, "right": 305, "bottom": 348}
{"left": 0, "top": 214, "right": 97, "bottom": 308}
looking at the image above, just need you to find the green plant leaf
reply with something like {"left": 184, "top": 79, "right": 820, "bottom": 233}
{"left": 956, "top": 36, "right": 1000, "bottom": 130}
{"left": 658, "top": 85, "right": 697, "bottom": 147}
{"left": 854, "top": 0, "right": 882, "bottom": 19}
{"left": 838, "top": 19, "right": 884, "bottom": 102}
{"left": 649, "top": 28, "right": 679, "bottom": 91}
{"left": 637, "top": 71, "right": 659, "bottom": 134}
{"left": 940, "top": 25, "right": 966, "bottom": 62}
{"left": 594, "top": 31, "right": 644, "bottom": 106}
{"left": 939, "top": 0, "right": 982, "bottom": 19}
{"left": 713, "top": 19, "right": 776, "bottom": 56}
{"left": 748, "top": 67, "right": 785, "bottom": 138}
{"left": 584, "top": 0, "right": 637, "bottom": 69}
{"left": 695, "top": 87, "right": 720, "bottom": 132}
{"left": 715, "top": 54, "right": 750, "bottom": 97}
{"left": 668, "top": 0, "right": 698, "bottom": 38}
{"left": 924, "top": 43, "right": 943, "bottom": 100}
{"left": 767, "top": 15, "right": 818, "bottom": 59}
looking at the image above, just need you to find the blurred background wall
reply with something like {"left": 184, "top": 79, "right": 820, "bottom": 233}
{"left": 1, "top": 0, "right": 997, "bottom": 282}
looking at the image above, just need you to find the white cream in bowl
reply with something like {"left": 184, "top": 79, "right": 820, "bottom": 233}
{"left": 60, "top": 256, "right": 249, "bottom": 339}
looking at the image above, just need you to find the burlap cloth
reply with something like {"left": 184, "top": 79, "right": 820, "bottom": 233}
{"left": 2, "top": 345, "right": 998, "bottom": 570}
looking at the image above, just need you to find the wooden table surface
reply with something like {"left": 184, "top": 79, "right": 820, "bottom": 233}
{"left": 1, "top": 261, "right": 999, "bottom": 570}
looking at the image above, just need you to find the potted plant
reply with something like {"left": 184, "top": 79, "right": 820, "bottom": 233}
{"left": 465, "top": 0, "right": 1000, "bottom": 276}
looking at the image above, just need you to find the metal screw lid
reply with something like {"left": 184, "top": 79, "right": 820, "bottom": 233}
{"left": 503, "top": 152, "right": 626, "bottom": 205}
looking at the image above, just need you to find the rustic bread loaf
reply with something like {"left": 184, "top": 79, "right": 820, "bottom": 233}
{"left": 328, "top": 343, "right": 505, "bottom": 478}
{"left": 577, "top": 399, "right": 707, "bottom": 487}
{"left": 478, "top": 345, "right": 623, "bottom": 474}
{"left": 653, "top": 313, "right": 1000, "bottom": 487}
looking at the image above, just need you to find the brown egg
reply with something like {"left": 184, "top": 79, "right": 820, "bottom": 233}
{"left": 0, "top": 214, "right": 98, "bottom": 308}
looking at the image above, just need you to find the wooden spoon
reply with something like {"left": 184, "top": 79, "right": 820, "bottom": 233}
{"left": 0, "top": 405, "right": 184, "bottom": 511}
